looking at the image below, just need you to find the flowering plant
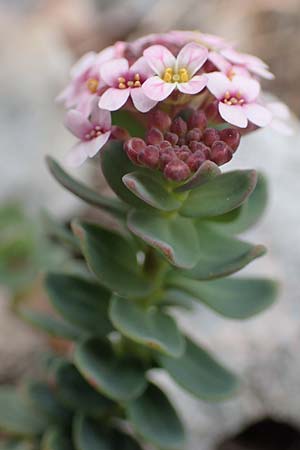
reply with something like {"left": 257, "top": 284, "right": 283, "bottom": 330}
{"left": 0, "top": 30, "right": 285, "bottom": 450}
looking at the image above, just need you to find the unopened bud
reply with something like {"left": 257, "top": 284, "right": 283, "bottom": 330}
{"left": 189, "top": 141, "right": 211, "bottom": 158}
{"left": 187, "top": 110, "right": 207, "bottom": 131}
{"left": 124, "top": 138, "right": 146, "bottom": 164}
{"left": 160, "top": 148, "right": 176, "bottom": 168}
{"left": 164, "top": 159, "right": 191, "bottom": 181}
{"left": 203, "top": 128, "right": 220, "bottom": 147}
{"left": 137, "top": 145, "right": 160, "bottom": 169}
{"left": 211, "top": 141, "right": 233, "bottom": 165}
{"left": 159, "top": 140, "right": 173, "bottom": 150}
{"left": 186, "top": 151, "right": 206, "bottom": 171}
{"left": 219, "top": 128, "right": 241, "bottom": 152}
{"left": 149, "top": 110, "right": 171, "bottom": 131}
{"left": 145, "top": 127, "right": 164, "bottom": 145}
{"left": 164, "top": 132, "right": 179, "bottom": 146}
{"left": 186, "top": 128, "right": 203, "bottom": 142}
{"left": 176, "top": 145, "right": 190, "bottom": 161}
{"left": 111, "top": 126, "right": 130, "bottom": 141}
{"left": 170, "top": 117, "right": 188, "bottom": 136}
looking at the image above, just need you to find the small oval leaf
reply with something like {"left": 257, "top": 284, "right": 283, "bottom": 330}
{"left": 158, "top": 338, "right": 238, "bottom": 401}
{"left": 180, "top": 170, "right": 257, "bottom": 218}
{"left": 110, "top": 296, "right": 185, "bottom": 357}
{"left": 45, "top": 273, "right": 112, "bottom": 336}
{"left": 73, "top": 221, "right": 153, "bottom": 298}
{"left": 74, "top": 338, "right": 147, "bottom": 402}
{"left": 127, "top": 383, "right": 185, "bottom": 450}
{"left": 123, "top": 171, "right": 181, "bottom": 211}
{"left": 128, "top": 210, "right": 200, "bottom": 269}
{"left": 180, "top": 221, "right": 266, "bottom": 280}
{"left": 55, "top": 362, "right": 114, "bottom": 418}
{"left": 73, "top": 415, "right": 112, "bottom": 450}
{"left": 166, "top": 276, "right": 277, "bottom": 319}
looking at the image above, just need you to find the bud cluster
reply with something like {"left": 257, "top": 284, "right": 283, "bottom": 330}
{"left": 124, "top": 110, "right": 241, "bottom": 182}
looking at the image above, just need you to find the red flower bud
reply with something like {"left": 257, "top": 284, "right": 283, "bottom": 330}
{"left": 160, "top": 148, "right": 177, "bottom": 168}
{"left": 187, "top": 110, "right": 207, "bottom": 131}
{"left": 111, "top": 126, "right": 130, "bottom": 141}
{"left": 164, "top": 159, "right": 191, "bottom": 181}
{"left": 203, "top": 128, "right": 220, "bottom": 147}
{"left": 170, "top": 117, "right": 188, "bottom": 136}
{"left": 159, "top": 140, "right": 173, "bottom": 150}
{"left": 189, "top": 141, "right": 210, "bottom": 158}
{"left": 210, "top": 141, "right": 233, "bottom": 165}
{"left": 186, "top": 128, "right": 203, "bottom": 142}
{"left": 204, "top": 100, "right": 221, "bottom": 122}
{"left": 137, "top": 145, "right": 160, "bottom": 169}
{"left": 124, "top": 138, "right": 146, "bottom": 164}
{"left": 219, "top": 128, "right": 241, "bottom": 152}
{"left": 145, "top": 127, "right": 164, "bottom": 145}
{"left": 148, "top": 110, "right": 171, "bottom": 131}
{"left": 186, "top": 151, "right": 206, "bottom": 171}
{"left": 164, "top": 132, "right": 179, "bottom": 146}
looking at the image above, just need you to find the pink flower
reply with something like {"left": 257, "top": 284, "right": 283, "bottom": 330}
{"left": 57, "top": 46, "right": 118, "bottom": 117}
{"left": 142, "top": 43, "right": 208, "bottom": 101}
{"left": 220, "top": 48, "right": 274, "bottom": 80}
{"left": 207, "top": 72, "right": 272, "bottom": 128}
{"left": 64, "top": 103, "right": 111, "bottom": 167}
{"left": 98, "top": 57, "right": 157, "bottom": 113}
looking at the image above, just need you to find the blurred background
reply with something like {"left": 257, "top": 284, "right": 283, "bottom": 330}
{"left": 0, "top": 1, "right": 300, "bottom": 449}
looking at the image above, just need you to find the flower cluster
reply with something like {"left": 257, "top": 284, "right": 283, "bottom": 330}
{"left": 58, "top": 30, "right": 290, "bottom": 176}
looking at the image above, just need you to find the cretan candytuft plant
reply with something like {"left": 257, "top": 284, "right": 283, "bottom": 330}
{"left": 0, "top": 30, "right": 289, "bottom": 450}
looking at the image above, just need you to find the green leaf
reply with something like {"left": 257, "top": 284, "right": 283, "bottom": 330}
{"left": 158, "top": 338, "right": 238, "bottom": 401}
{"left": 166, "top": 276, "right": 278, "bottom": 320}
{"left": 25, "top": 382, "right": 71, "bottom": 424}
{"left": 101, "top": 141, "right": 150, "bottom": 208}
{"left": 73, "top": 415, "right": 112, "bottom": 450}
{"left": 0, "top": 387, "right": 47, "bottom": 436}
{"left": 128, "top": 210, "right": 200, "bottom": 269}
{"left": 45, "top": 273, "right": 112, "bottom": 336}
{"left": 46, "top": 156, "right": 127, "bottom": 217}
{"left": 112, "top": 110, "right": 146, "bottom": 138}
{"left": 209, "top": 172, "right": 268, "bottom": 234}
{"left": 180, "top": 221, "right": 266, "bottom": 280}
{"left": 127, "top": 383, "right": 185, "bottom": 450}
{"left": 110, "top": 296, "right": 185, "bottom": 357}
{"left": 0, "top": 440, "right": 37, "bottom": 450}
{"left": 175, "top": 160, "right": 221, "bottom": 192}
{"left": 41, "top": 428, "right": 74, "bottom": 450}
{"left": 74, "top": 338, "right": 147, "bottom": 402}
{"left": 55, "top": 363, "right": 114, "bottom": 418}
{"left": 18, "top": 308, "right": 80, "bottom": 340}
{"left": 180, "top": 170, "right": 257, "bottom": 218}
{"left": 123, "top": 171, "right": 181, "bottom": 211}
{"left": 73, "top": 221, "right": 153, "bottom": 298}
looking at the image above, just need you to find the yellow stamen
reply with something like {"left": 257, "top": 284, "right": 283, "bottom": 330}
{"left": 134, "top": 73, "right": 140, "bottom": 81}
{"left": 127, "top": 81, "right": 134, "bottom": 87}
{"left": 86, "top": 78, "right": 99, "bottom": 94}
{"left": 162, "top": 67, "right": 190, "bottom": 83}
{"left": 134, "top": 80, "right": 141, "bottom": 87}
{"left": 118, "top": 82, "right": 126, "bottom": 89}
{"left": 118, "top": 76, "right": 126, "bottom": 83}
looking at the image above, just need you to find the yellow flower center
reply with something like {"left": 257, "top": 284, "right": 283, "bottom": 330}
{"left": 86, "top": 78, "right": 99, "bottom": 94}
{"left": 163, "top": 67, "right": 190, "bottom": 83}
{"left": 223, "top": 90, "right": 245, "bottom": 105}
{"left": 118, "top": 73, "right": 142, "bottom": 89}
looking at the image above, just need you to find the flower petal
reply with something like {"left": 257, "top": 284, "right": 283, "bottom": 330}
{"left": 70, "top": 52, "right": 97, "bottom": 78}
{"left": 142, "top": 76, "right": 175, "bottom": 101}
{"left": 76, "top": 93, "right": 96, "bottom": 118}
{"left": 208, "top": 51, "right": 231, "bottom": 72}
{"left": 207, "top": 72, "right": 231, "bottom": 99}
{"left": 130, "top": 56, "right": 154, "bottom": 78}
{"left": 250, "top": 65, "right": 274, "bottom": 80}
{"left": 231, "top": 76, "right": 260, "bottom": 102}
{"left": 143, "top": 45, "right": 176, "bottom": 76}
{"left": 90, "top": 103, "right": 112, "bottom": 129}
{"left": 268, "top": 101, "right": 290, "bottom": 119}
{"left": 130, "top": 87, "right": 157, "bottom": 112}
{"left": 64, "top": 110, "right": 92, "bottom": 139}
{"left": 243, "top": 103, "right": 272, "bottom": 127}
{"left": 65, "top": 143, "right": 88, "bottom": 167}
{"left": 100, "top": 58, "right": 129, "bottom": 86}
{"left": 99, "top": 87, "right": 130, "bottom": 111}
{"left": 85, "top": 131, "right": 111, "bottom": 157}
{"left": 177, "top": 75, "right": 208, "bottom": 94}
{"left": 176, "top": 43, "right": 208, "bottom": 76}
{"left": 219, "top": 103, "right": 248, "bottom": 128}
